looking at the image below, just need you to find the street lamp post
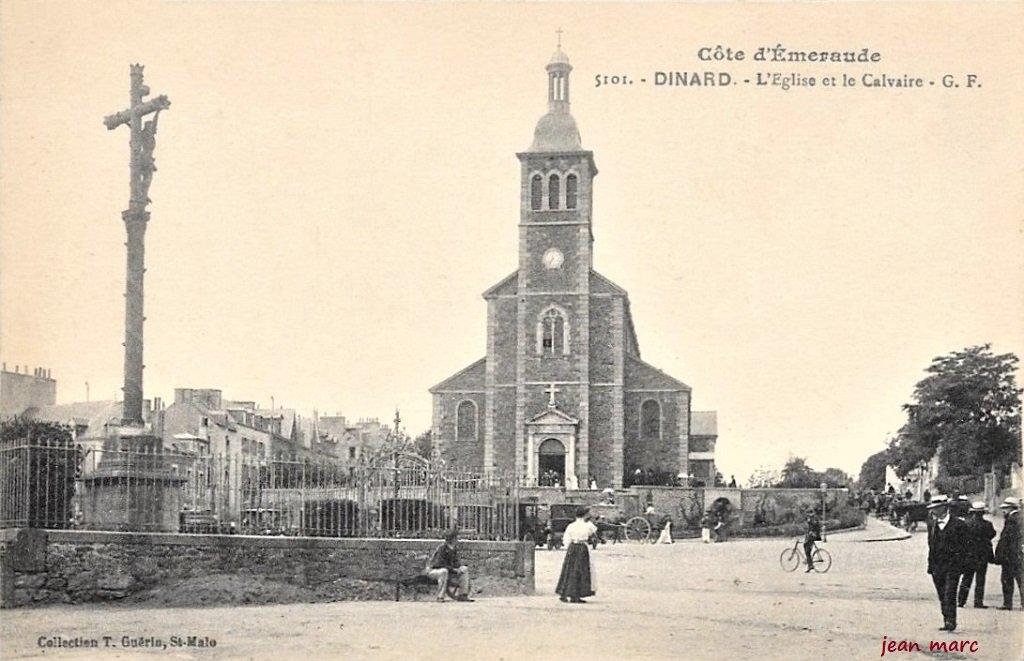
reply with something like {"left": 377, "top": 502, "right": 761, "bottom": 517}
{"left": 820, "top": 482, "right": 828, "bottom": 541}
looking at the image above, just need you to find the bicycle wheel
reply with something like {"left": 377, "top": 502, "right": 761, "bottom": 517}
{"left": 779, "top": 547, "right": 801, "bottom": 572}
{"left": 811, "top": 548, "right": 832, "bottom": 573}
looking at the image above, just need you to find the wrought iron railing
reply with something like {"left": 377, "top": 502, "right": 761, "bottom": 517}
{"left": 0, "top": 436, "right": 522, "bottom": 540}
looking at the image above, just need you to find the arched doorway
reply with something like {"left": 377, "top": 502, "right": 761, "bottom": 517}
{"left": 538, "top": 438, "right": 566, "bottom": 485}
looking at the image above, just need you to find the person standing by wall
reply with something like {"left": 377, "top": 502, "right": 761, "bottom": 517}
{"left": 994, "top": 497, "right": 1023, "bottom": 610}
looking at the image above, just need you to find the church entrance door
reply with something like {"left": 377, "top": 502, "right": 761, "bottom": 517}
{"left": 538, "top": 438, "right": 566, "bottom": 485}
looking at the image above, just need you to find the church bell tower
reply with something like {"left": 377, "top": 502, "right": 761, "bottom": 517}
{"left": 513, "top": 47, "right": 599, "bottom": 486}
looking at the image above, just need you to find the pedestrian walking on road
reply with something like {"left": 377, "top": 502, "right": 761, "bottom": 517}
{"left": 994, "top": 497, "right": 1023, "bottom": 610}
{"left": 700, "top": 512, "right": 713, "bottom": 544}
{"left": 655, "top": 517, "right": 674, "bottom": 544}
{"left": 926, "top": 495, "right": 970, "bottom": 631}
{"left": 556, "top": 507, "right": 597, "bottom": 604}
{"left": 958, "top": 501, "right": 996, "bottom": 608}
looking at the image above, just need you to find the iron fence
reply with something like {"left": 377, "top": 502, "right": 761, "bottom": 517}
{"left": 0, "top": 437, "right": 522, "bottom": 540}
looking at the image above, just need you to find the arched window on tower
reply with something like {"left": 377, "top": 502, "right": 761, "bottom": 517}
{"left": 566, "top": 174, "right": 578, "bottom": 209}
{"left": 457, "top": 400, "right": 477, "bottom": 443}
{"left": 531, "top": 174, "right": 543, "bottom": 211}
{"left": 548, "top": 174, "right": 561, "bottom": 210}
{"left": 640, "top": 400, "right": 662, "bottom": 440}
{"left": 537, "top": 307, "right": 569, "bottom": 355}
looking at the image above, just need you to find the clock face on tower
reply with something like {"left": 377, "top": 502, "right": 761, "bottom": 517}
{"left": 542, "top": 248, "right": 564, "bottom": 269}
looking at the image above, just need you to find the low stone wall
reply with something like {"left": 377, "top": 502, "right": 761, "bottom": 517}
{"left": 0, "top": 528, "right": 533, "bottom": 608}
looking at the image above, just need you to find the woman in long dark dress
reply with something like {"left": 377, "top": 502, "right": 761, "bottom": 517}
{"left": 556, "top": 506, "right": 598, "bottom": 603}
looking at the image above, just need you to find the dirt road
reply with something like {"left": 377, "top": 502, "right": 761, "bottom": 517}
{"left": 3, "top": 519, "right": 1021, "bottom": 661}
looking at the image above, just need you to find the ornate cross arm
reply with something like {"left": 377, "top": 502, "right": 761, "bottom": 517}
{"left": 103, "top": 95, "right": 171, "bottom": 130}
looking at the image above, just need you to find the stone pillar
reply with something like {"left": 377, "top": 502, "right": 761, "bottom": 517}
{"left": 526, "top": 432, "right": 536, "bottom": 480}
{"left": 122, "top": 210, "right": 148, "bottom": 425}
{"left": 566, "top": 433, "right": 576, "bottom": 488}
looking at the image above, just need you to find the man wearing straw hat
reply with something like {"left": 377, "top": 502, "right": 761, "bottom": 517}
{"left": 994, "top": 497, "right": 1023, "bottom": 610}
{"left": 957, "top": 501, "right": 996, "bottom": 608}
{"left": 926, "top": 495, "right": 970, "bottom": 631}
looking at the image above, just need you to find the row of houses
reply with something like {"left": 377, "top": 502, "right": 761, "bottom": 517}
{"left": 3, "top": 365, "right": 392, "bottom": 470}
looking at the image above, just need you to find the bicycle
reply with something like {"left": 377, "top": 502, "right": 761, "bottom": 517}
{"left": 779, "top": 538, "right": 832, "bottom": 573}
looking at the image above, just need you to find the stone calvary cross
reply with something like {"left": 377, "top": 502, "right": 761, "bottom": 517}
{"left": 103, "top": 65, "right": 170, "bottom": 426}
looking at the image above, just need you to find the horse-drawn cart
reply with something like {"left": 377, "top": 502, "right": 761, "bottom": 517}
{"left": 890, "top": 501, "right": 928, "bottom": 532}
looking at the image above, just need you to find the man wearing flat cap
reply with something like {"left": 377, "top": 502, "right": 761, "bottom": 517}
{"left": 957, "top": 501, "right": 996, "bottom": 608}
{"left": 926, "top": 495, "right": 970, "bottom": 631}
{"left": 994, "top": 497, "right": 1023, "bottom": 610}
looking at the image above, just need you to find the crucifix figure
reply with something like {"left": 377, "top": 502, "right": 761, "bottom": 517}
{"left": 544, "top": 383, "right": 561, "bottom": 408}
{"left": 104, "top": 64, "right": 171, "bottom": 211}
{"left": 103, "top": 64, "right": 170, "bottom": 426}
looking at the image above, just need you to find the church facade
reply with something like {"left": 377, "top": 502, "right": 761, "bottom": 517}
{"left": 430, "top": 50, "right": 717, "bottom": 488}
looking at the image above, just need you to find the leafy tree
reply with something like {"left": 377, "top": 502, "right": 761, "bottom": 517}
{"left": 747, "top": 466, "right": 781, "bottom": 488}
{"left": 889, "top": 344, "right": 1021, "bottom": 478}
{"left": 778, "top": 456, "right": 820, "bottom": 488}
{"left": 857, "top": 449, "right": 890, "bottom": 491}
{"left": 412, "top": 430, "right": 433, "bottom": 460}
{"left": 820, "top": 467, "right": 853, "bottom": 489}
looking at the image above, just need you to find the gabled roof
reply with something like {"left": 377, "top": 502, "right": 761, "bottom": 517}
{"left": 691, "top": 411, "right": 718, "bottom": 437}
{"left": 526, "top": 406, "right": 579, "bottom": 425}
{"left": 589, "top": 270, "right": 629, "bottom": 296}
{"left": 624, "top": 355, "right": 691, "bottom": 391}
{"left": 482, "top": 271, "right": 518, "bottom": 299}
{"left": 429, "top": 357, "right": 487, "bottom": 393}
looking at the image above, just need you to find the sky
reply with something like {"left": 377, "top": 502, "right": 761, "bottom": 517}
{"left": 1, "top": 1, "right": 1022, "bottom": 484}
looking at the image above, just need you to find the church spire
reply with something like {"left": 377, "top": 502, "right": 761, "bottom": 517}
{"left": 546, "top": 42, "right": 572, "bottom": 113}
{"left": 529, "top": 40, "right": 582, "bottom": 152}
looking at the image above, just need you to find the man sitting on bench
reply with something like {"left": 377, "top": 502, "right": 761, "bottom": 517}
{"left": 426, "top": 528, "right": 473, "bottom": 602}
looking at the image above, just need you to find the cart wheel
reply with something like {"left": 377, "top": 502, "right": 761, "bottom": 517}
{"left": 779, "top": 547, "right": 801, "bottom": 572}
{"left": 811, "top": 548, "right": 832, "bottom": 573}
{"left": 624, "top": 516, "right": 651, "bottom": 543}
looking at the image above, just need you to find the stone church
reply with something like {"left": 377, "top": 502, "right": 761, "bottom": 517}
{"left": 430, "top": 49, "right": 717, "bottom": 488}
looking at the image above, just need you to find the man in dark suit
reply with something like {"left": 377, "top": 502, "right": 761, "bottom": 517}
{"left": 994, "top": 497, "right": 1023, "bottom": 610}
{"left": 958, "top": 501, "right": 996, "bottom": 608}
{"left": 927, "top": 495, "right": 970, "bottom": 631}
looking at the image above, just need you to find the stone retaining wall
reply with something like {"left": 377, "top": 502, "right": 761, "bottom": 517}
{"left": 0, "top": 529, "right": 533, "bottom": 608}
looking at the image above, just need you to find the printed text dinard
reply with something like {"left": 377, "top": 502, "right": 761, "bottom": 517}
{"left": 696, "top": 45, "right": 882, "bottom": 63}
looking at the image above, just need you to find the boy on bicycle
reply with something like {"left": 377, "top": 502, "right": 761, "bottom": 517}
{"left": 804, "top": 509, "right": 822, "bottom": 572}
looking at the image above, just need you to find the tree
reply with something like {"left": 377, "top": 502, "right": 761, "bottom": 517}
{"left": 412, "top": 430, "right": 433, "bottom": 460}
{"left": 747, "top": 466, "right": 781, "bottom": 488}
{"left": 778, "top": 456, "right": 819, "bottom": 488}
{"left": 889, "top": 344, "right": 1021, "bottom": 478}
{"left": 820, "top": 467, "right": 853, "bottom": 489}
{"left": 857, "top": 449, "right": 890, "bottom": 491}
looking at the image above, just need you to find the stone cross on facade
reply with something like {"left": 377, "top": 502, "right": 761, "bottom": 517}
{"left": 103, "top": 64, "right": 170, "bottom": 426}
{"left": 544, "top": 383, "right": 561, "bottom": 407}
